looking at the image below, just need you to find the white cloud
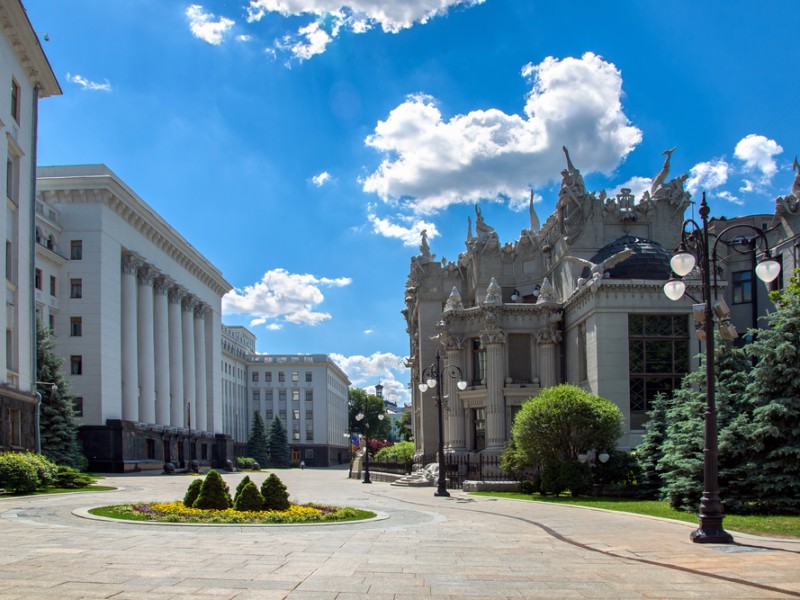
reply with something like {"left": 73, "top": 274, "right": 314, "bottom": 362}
{"left": 368, "top": 211, "right": 439, "bottom": 246}
{"left": 362, "top": 53, "right": 642, "bottom": 215}
{"left": 330, "top": 351, "right": 410, "bottom": 405}
{"left": 222, "top": 268, "right": 351, "bottom": 328}
{"left": 734, "top": 134, "right": 783, "bottom": 179}
{"left": 247, "top": 0, "right": 484, "bottom": 60}
{"left": 236, "top": 34, "right": 253, "bottom": 42}
{"left": 686, "top": 159, "right": 729, "bottom": 195}
{"left": 716, "top": 190, "right": 743, "bottom": 206}
{"left": 363, "top": 328, "right": 374, "bottom": 335}
{"left": 186, "top": 5, "right": 235, "bottom": 45}
{"left": 65, "top": 73, "right": 111, "bottom": 92}
{"left": 609, "top": 176, "right": 652, "bottom": 203}
{"left": 311, "top": 171, "right": 332, "bottom": 186}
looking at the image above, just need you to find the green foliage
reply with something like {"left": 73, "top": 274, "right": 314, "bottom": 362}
{"left": 512, "top": 384, "right": 623, "bottom": 466}
{"left": 233, "top": 481, "right": 264, "bottom": 511}
{"left": 260, "top": 473, "right": 290, "bottom": 510}
{"left": 374, "top": 440, "right": 414, "bottom": 462}
{"left": 233, "top": 475, "right": 252, "bottom": 505}
{"left": 246, "top": 412, "right": 270, "bottom": 467}
{"left": 499, "top": 439, "right": 532, "bottom": 477}
{"left": 183, "top": 479, "right": 202, "bottom": 507}
{"left": 0, "top": 452, "right": 40, "bottom": 493}
{"left": 348, "top": 388, "right": 392, "bottom": 440}
{"left": 24, "top": 452, "right": 58, "bottom": 488}
{"left": 53, "top": 465, "right": 94, "bottom": 489}
{"left": 267, "top": 417, "right": 290, "bottom": 468}
{"left": 235, "top": 456, "right": 259, "bottom": 470}
{"left": 36, "top": 320, "right": 87, "bottom": 470}
{"left": 635, "top": 393, "right": 670, "bottom": 499}
{"left": 395, "top": 410, "right": 413, "bottom": 442}
{"left": 539, "top": 460, "right": 591, "bottom": 496}
{"left": 192, "top": 470, "right": 232, "bottom": 510}
{"left": 593, "top": 450, "right": 641, "bottom": 488}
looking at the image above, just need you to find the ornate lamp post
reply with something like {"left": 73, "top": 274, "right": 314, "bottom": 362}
{"left": 664, "top": 192, "right": 780, "bottom": 543}
{"left": 419, "top": 349, "right": 468, "bottom": 497}
{"left": 355, "top": 399, "right": 384, "bottom": 484}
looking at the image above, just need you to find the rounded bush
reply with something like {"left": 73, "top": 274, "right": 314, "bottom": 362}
{"left": 233, "top": 481, "right": 264, "bottom": 512}
{"left": 183, "top": 478, "right": 202, "bottom": 507}
{"left": 0, "top": 453, "right": 40, "bottom": 493}
{"left": 192, "top": 470, "right": 232, "bottom": 510}
{"left": 54, "top": 465, "right": 93, "bottom": 489}
{"left": 24, "top": 453, "right": 58, "bottom": 488}
{"left": 260, "top": 473, "right": 290, "bottom": 511}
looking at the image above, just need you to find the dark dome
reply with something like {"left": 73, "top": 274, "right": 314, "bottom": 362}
{"left": 589, "top": 235, "right": 671, "bottom": 280}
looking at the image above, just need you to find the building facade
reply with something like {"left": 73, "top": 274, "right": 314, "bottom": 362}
{"left": 36, "top": 165, "right": 232, "bottom": 471}
{"left": 0, "top": 0, "right": 60, "bottom": 452}
{"left": 246, "top": 353, "right": 351, "bottom": 467}
{"left": 221, "top": 324, "right": 253, "bottom": 446}
{"left": 405, "top": 150, "right": 700, "bottom": 458}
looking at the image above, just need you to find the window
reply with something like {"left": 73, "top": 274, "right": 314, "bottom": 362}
{"left": 35, "top": 268, "right": 42, "bottom": 290}
{"left": 264, "top": 372, "right": 272, "bottom": 383}
{"left": 70, "top": 317, "right": 82, "bottom": 337}
{"left": 70, "top": 355, "right": 82, "bottom": 375}
{"left": 146, "top": 439, "right": 155, "bottom": 460}
{"left": 265, "top": 409, "right": 273, "bottom": 420}
{"left": 305, "top": 410, "right": 313, "bottom": 420}
{"left": 5, "top": 240, "right": 11, "bottom": 281}
{"left": 72, "top": 397, "right": 84, "bottom": 418}
{"left": 628, "top": 314, "right": 690, "bottom": 430}
{"left": 305, "top": 371, "right": 312, "bottom": 382}
{"left": 291, "top": 389, "right": 299, "bottom": 402}
{"left": 265, "top": 389, "right": 273, "bottom": 402}
{"left": 279, "top": 409, "right": 286, "bottom": 420}
{"left": 252, "top": 389, "right": 260, "bottom": 402}
{"left": 293, "top": 430, "right": 300, "bottom": 440}
{"left": 70, "top": 278, "right": 82, "bottom": 299}
{"left": 279, "top": 389, "right": 286, "bottom": 402}
{"left": 507, "top": 333, "right": 532, "bottom": 383}
{"left": 201, "top": 444, "right": 208, "bottom": 460}
{"left": 9, "top": 409, "right": 21, "bottom": 446}
{"left": 251, "top": 371, "right": 259, "bottom": 382}
{"left": 278, "top": 372, "right": 285, "bottom": 383}
{"left": 50, "top": 276, "right": 56, "bottom": 296}
{"left": 291, "top": 371, "right": 299, "bottom": 383}
{"left": 70, "top": 240, "right": 83, "bottom": 260}
{"left": 305, "top": 449, "right": 314, "bottom": 459}
{"left": 5, "top": 159, "right": 11, "bottom": 199}
{"left": 11, "top": 79, "right": 20, "bottom": 122}
{"left": 48, "top": 314, "right": 55, "bottom": 333}
{"left": 732, "top": 271, "right": 753, "bottom": 304}
{"left": 471, "top": 338, "right": 486, "bottom": 385}
{"left": 292, "top": 409, "right": 300, "bottom": 420}
{"left": 305, "top": 390, "right": 313, "bottom": 402}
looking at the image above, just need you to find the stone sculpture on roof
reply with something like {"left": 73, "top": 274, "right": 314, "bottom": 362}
{"left": 650, "top": 147, "right": 677, "bottom": 196}
{"left": 776, "top": 155, "right": 800, "bottom": 217}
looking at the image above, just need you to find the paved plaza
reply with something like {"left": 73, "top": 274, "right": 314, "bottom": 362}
{"left": 0, "top": 467, "right": 798, "bottom": 599}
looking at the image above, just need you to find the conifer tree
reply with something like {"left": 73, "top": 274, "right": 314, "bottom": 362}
{"left": 36, "top": 319, "right": 86, "bottom": 469}
{"left": 267, "top": 416, "right": 290, "bottom": 468}
{"left": 193, "top": 469, "right": 232, "bottom": 510}
{"left": 246, "top": 411, "right": 270, "bottom": 466}
{"left": 743, "top": 271, "right": 800, "bottom": 514}
{"left": 634, "top": 392, "right": 670, "bottom": 500}
{"left": 260, "top": 473, "right": 290, "bottom": 510}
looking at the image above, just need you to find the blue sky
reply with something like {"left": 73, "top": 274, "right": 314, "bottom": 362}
{"left": 27, "top": 0, "right": 800, "bottom": 405}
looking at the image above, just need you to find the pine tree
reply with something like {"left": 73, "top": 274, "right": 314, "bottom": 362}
{"left": 246, "top": 411, "right": 270, "bottom": 466}
{"left": 743, "top": 271, "right": 800, "bottom": 514}
{"left": 260, "top": 473, "right": 290, "bottom": 510}
{"left": 193, "top": 469, "right": 232, "bottom": 510}
{"left": 267, "top": 416, "right": 290, "bottom": 468}
{"left": 634, "top": 392, "right": 670, "bottom": 499}
{"left": 36, "top": 319, "right": 86, "bottom": 469}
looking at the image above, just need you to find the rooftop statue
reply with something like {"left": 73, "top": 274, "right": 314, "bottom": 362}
{"left": 529, "top": 190, "right": 540, "bottom": 232}
{"left": 419, "top": 229, "right": 431, "bottom": 258}
{"left": 560, "top": 146, "right": 586, "bottom": 200}
{"left": 565, "top": 248, "right": 634, "bottom": 286}
{"left": 484, "top": 277, "right": 502, "bottom": 305}
{"left": 475, "top": 205, "right": 496, "bottom": 238}
{"left": 651, "top": 147, "right": 677, "bottom": 196}
{"left": 793, "top": 156, "right": 800, "bottom": 199}
{"left": 776, "top": 155, "right": 800, "bottom": 216}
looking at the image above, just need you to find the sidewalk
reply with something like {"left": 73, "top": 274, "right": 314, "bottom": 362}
{"left": 1, "top": 468, "right": 798, "bottom": 599}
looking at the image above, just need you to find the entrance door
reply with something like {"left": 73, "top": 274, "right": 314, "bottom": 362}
{"left": 292, "top": 449, "right": 301, "bottom": 466}
{"left": 473, "top": 408, "right": 486, "bottom": 451}
{"left": 162, "top": 440, "right": 171, "bottom": 464}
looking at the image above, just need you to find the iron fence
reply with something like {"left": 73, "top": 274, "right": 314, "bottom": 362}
{"left": 371, "top": 452, "right": 524, "bottom": 489}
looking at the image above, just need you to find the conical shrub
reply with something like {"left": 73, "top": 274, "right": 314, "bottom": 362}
{"left": 193, "top": 470, "right": 232, "bottom": 510}
{"left": 234, "top": 481, "right": 264, "bottom": 512}
{"left": 260, "top": 473, "right": 290, "bottom": 511}
{"left": 233, "top": 475, "right": 252, "bottom": 505}
{"left": 183, "top": 478, "right": 202, "bottom": 507}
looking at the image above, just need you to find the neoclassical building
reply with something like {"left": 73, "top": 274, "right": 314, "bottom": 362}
{"left": 36, "top": 165, "right": 232, "bottom": 471}
{"left": 0, "top": 0, "right": 60, "bottom": 452}
{"left": 406, "top": 150, "right": 705, "bottom": 458}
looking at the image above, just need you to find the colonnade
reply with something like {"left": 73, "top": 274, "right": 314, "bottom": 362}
{"left": 121, "top": 252, "right": 211, "bottom": 431}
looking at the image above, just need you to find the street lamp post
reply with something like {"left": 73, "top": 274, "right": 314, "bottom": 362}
{"left": 34, "top": 381, "right": 58, "bottom": 454}
{"left": 419, "top": 349, "right": 468, "bottom": 497}
{"left": 664, "top": 192, "right": 780, "bottom": 544}
{"left": 354, "top": 398, "right": 384, "bottom": 484}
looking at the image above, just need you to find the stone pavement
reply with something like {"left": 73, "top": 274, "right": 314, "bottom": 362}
{"left": 0, "top": 467, "right": 798, "bottom": 600}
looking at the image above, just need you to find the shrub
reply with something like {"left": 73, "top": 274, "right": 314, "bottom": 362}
{"left": 235, "top": 457, "right": 257, "bottom": 470}
{"left": 54, "top": 465, "right": 94, "bottom": 489}
{"left": 233, "top": 481, "right": 264, "bottom": 511}
{"left": 261, "top": 473, "right": 290, "bottom": 511}
{"left": 25, "top": 453, "right": 58, "bottom": 488}
{"left": 233, "top": 475, "right": 252, "bottom": 504}
{"left": 193, "top": 470, "right": 232, "bottom": 510}
{"left": 374, "top": 441, "right": 414, "bottom": 462}
{"left": 540, "top": 460, "right": 591, "bottom": 496}
{"left": 183, "top": 479, "right": 202, "bottom": 507}
{"left": 0, "top": 452, "right": 40, "bottom": 493}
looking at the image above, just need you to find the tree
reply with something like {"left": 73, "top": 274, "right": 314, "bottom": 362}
{"left": 742, "top": 271, "right": 800, "bottom": 514}
{"left": 513, "top": 384, "right": 623, "bottom": 466}
{"left": 36, "top": 319, "right": 86, "bottom": 469}
{"left": 193, "top": 469, "right": 232, "bottom": 510}
{"left": 395, "top": 410, "right": 413, "bottom": 442}
{"left": 261, "top": 473, "right": 290, "bottom": 510}
{"left": 634, "top": 392, "right": 670, "bottom": 500}
{"left": 246, "top": 411, "right": 270, "bottom": 466}
{"left": 267, "top": 416, "right": 290, "bottom": 468}
{"left": 234, "top": 481, "right": 264, "bottom": 512}
{"left": 348, "top": 388, "right": 391, "bottom": 440}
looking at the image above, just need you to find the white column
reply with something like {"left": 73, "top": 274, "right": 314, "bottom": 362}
{"left": 121, "top": 254, "right": 140, "bottom": 422}
{"left": 194, "top": 303, "right": 208, "bottom": 432}
{"left": 168, "top": 287, "right": 185, "bottom": 427}
{"left": 137, "top": 265, "right": 157, "bottom": 424}
{"left": 482, "top": 327, "right": 506, "bottom": 453}
{"left": 537, "top": 325, "right": 561, "bottom": 388}
{"left": 446, "top": 341, "right": 467, "bottom": 452}
{"left": 153, "top": 277, "right": 171, "bottom": 425}
{"left": 182, "top": 296, "right": 197, "bottom": 430}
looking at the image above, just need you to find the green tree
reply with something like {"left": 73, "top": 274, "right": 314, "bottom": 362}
{"left": 267, "top": 417, "right": 290, "bottom": 468}
{"left": 512, "top": 384, "right": 623, "bottom": 466}
{"left": 193, "top": 469, "right": 232, "bottom": 510}
{"left": 634, "top": 392, "right": 670, "bottom": 500}
{"left": 395, "top": 410, "right": 413, "bottom": 442}
{"left": 348, "top": 388, "right": 391, "bottom": 440}
{"left": 233, "top": 475, "right": 252, "bottom": 505}
{"left": 260, "top": 473, "right": 290, "bottom": 510}
{"left": 36, "top": 319, "right": 86, "bottom": 469}
{"left": 183, "top": 478, "right": 202, "bottom": 507}
{"left": 246, "top": 411, "right": 270, "bottom": 466}
{"left": 233, "top": 481, "right": 264, "bottom": 512}
{"left": 742, "top": 271, "right": 800, "bottom": 514}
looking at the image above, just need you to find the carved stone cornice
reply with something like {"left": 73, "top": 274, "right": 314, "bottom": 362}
{"left": 480, "top": 326, "right": 505, "bottom": 347}
{"left": 536, "top": 326, "right": 561, "bottom": 345}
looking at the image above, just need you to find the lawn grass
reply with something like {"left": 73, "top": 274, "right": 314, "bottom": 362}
{"left": 472, "top": 492, "right": 800, "bottom": 539}
{"left": 31, "top": 484, "right": 116, "bottom": 495}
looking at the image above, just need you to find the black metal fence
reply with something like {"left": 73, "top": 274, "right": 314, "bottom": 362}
{"left": 371, "top": 452, "right": 522, "bottom": 489}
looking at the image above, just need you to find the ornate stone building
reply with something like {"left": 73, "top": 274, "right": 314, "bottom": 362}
{"left": 404, "top": 148, "right": 700, "bottom": 457}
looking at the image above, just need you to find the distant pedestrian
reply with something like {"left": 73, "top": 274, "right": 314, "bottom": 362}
{"left": 300, "top": 460, "right": 305, "bottom": 470}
